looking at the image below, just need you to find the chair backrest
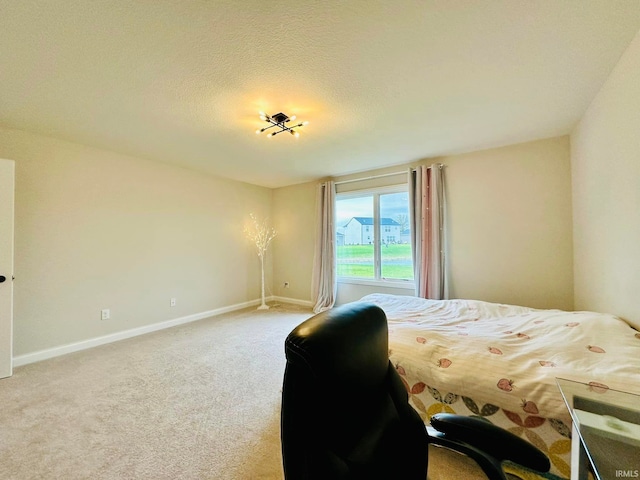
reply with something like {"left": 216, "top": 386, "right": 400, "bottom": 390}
{"left": 281, "top": 302, "right": 429, "bottom": 480}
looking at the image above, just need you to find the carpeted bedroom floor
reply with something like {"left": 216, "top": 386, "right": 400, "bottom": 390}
{"left": 0, "top": 302, "right": 525, "bottom": 479}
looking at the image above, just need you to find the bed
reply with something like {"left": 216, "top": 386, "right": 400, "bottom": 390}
{"left": 359, "top": 293, "right": 640, "bottom": 479}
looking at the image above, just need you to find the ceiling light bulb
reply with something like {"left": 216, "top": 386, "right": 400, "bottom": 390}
{"left": 267, "top": 132, "right": 274, "bottom": 138}
{"left": 289, "top": 115, "right": 296, "bottom": 121}
{"left": 302, "top": 121, "right": 309, "bottom": 126}
{"left": 293, "top": 131, "right": 300, "bottom": 138}
{"left": 256, "top": 129, "right": 262, "bottom": 134}
{"left": 260, "top": 115, "right": 267, "bottom": 121}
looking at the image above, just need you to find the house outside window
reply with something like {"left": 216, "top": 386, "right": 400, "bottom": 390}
{"left": 336, "top": 186, "right": 413, "bottom": 284}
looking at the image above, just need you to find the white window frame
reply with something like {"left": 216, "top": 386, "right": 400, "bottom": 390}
{"left": 336, "top": 184, "right": 414, "bottom": 288}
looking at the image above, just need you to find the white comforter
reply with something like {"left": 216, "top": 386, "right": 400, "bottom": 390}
{"left": 361, "top": 293, "right": 640, "bottom": 419}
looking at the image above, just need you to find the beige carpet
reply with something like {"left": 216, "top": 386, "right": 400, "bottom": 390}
{"left": 0, "top": 302, "right": 504, "bottom": 479}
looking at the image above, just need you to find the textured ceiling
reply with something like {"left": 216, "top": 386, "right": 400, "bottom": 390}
{"left": 1, "top": 1, "right": 640, "bottom": 188}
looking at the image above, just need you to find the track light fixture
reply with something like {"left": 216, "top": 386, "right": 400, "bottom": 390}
{"left": 255, "top": 111, "right": 309, "bottom": 138}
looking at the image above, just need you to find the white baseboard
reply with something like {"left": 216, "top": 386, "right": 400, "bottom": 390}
{"left": 13, "top": 298, "right": 271, "bottom": 368}
{"left": 271, "top": 295, "right": 314, "bottom": 308}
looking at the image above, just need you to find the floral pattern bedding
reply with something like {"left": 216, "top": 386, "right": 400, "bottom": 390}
{"left": 359, "top": 293, "right": 640, "bottom": 479}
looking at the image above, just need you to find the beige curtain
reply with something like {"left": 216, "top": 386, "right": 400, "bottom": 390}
{"left": 311, "top": 181, "right": 336, "bottom": 313}
{"left": 409, "top": 165, "right": 448, "bottom": 299}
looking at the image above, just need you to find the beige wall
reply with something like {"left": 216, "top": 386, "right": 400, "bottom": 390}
{"left": 273, "top": 136, "right": 574, "bottom": 310}
{"left": 441, "top": 136, "right": 573, "bottom": 309}
{"left": 571, "top": 29, "right": 640, "bottom": 330}
{"left": 271, "top": 181, "right": 316, "bottom": 303}
{"left": 0, "top": 126, "right": 272, "bottom": 356}
{"left": 1, "top": 128, "right": 575, "bottom": 358}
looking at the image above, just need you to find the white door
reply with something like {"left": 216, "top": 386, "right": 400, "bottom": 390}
{"left": 0, "top": 159, "right": 15, "bottom": 378}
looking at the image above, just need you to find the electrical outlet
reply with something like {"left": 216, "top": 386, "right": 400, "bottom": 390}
{"left": 101, "top": 309, "right": 110, "bottom": 320}
{"left": 170, "top": 298, "right": 176, "bottom": 307}
{"left": 284, "top": 282, "right": 290, "bottom": 288}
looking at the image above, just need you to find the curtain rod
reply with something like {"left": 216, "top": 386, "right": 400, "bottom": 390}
{"left": 334, "top": 171, "right": 406, "bottom": 186}
{"left": 333, "top": 164, "right": 443, "bottom": 186}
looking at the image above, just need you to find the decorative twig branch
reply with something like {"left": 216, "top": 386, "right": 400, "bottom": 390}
{"left": 244, "top": 213, "right": 277, "bottom": 310}
{"left": 244, "top": 213, "right": 277, "bottom": 258}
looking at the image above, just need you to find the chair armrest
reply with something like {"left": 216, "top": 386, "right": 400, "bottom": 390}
{"left": 430, "top": 413, "right": 550, "bottom": 473}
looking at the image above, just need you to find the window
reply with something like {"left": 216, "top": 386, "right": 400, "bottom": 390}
{"left": 336, "top": 186, "right": 413, "bottom": 283}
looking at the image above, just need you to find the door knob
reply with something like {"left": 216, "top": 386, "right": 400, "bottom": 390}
{"left": 0, "top": 276, "right": 5, "bottom": 283}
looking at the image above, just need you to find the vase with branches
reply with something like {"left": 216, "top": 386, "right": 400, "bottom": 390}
{"left": 244, "top": 213, "right": 277, "bottom": 310}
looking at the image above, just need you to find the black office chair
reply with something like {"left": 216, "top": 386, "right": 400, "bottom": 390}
{"left": 281, "top": 302, "right": 550, "bottom": 480}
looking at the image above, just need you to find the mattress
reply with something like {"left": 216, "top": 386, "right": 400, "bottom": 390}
{"left": 359, "top": 293, "right": 640, "bottom": 479}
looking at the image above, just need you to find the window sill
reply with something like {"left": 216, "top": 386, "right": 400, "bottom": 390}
{"left": 337, "top": 277, "right": 415, "bottom": 290}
